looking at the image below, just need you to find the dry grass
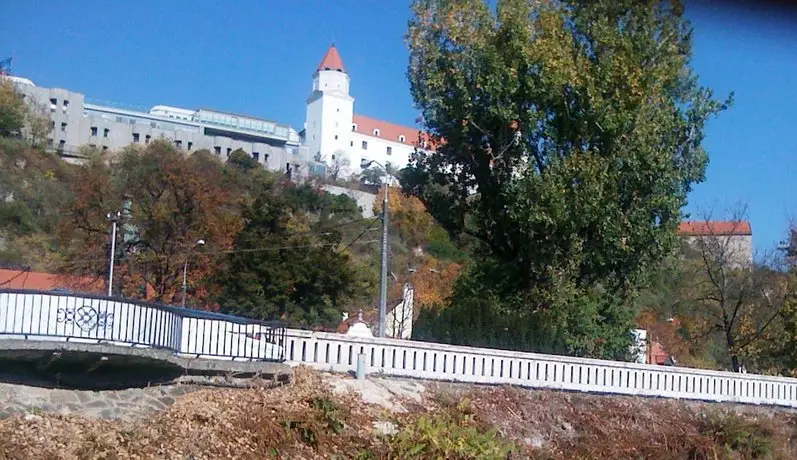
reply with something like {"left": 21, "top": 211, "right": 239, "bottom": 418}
{"left": 2, "top": 368, "right": 797, "bottom": 459}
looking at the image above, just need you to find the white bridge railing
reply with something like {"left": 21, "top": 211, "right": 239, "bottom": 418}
{"left": 3, "top": 290, "right": 797, "bottom": 408}
{"left": 0, "top": 290, "right": 285, "bottom": 362}
{"left": 284, "top": 328, "right": 797, "bottom": 408}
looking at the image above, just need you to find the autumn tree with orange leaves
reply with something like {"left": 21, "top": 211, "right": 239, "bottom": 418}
{"left": 57, "top": 141, "right": 242, "bottom": 306}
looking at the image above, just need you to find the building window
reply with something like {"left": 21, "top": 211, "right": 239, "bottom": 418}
{"left": 116, "top": 116, "right": 124, "bottom": 123}
{"left": 361, "top": 141, "right": 368, "bottom": 150}
{"left": 49, "top": 98, "right": 57, "bottom": 110}
{"left": 373, "top": 129, "right": 380, "bottom": 137}
{"left": 150, "top": 122, "right": 157, "bottom": 128}
{"left": 352, "top": 124, "right": 357, "bottom": 132}
{"left": 331, "top": 154, "right": 336, "bottom": 160}
{"left": 175, "top": 140, "right": 182, "bottom": 149}
{"left": 386, "top": 146, "right": 392, "bottom": 155}
{"left": 264, "top": 153, "right": 269, "bottom": 163}
{"left": 337, "top": 108, "right": 340, "bottom": 112}
{"left": 350, "top": 141, "right": 354, "bottom": 147}
{"left": 89, "top": 144, "right": 96, "bottom": 148}
{"left": 187, "top": 141, "right": 193, "bottom": 151}
{"left": 47, "top": 138, "right": 53, "bottom": 146}
{"left": 103, "top": 128, "right": 110, "bottom": 138}
{"left": 50, "top": 120, "right": 55, "bottom": 129}
{"left": 57, "top": 140, "right": 65, "bottom": 152}
{"left": 227, "top": 147, "right": 232, "bottom": 156}
{"left": 386, "top": 161, "right": 392, "bottom": 171}
{"left": 60, "top": 122, "right": 67, "bottom": 132}
{"left": 102, "top": 146, "right": 108, "bottom": 152}
{"left": 145, "top": 135, "right": 151, "bottom": 144}
{"left": 253, "top": 152, "right": 260, "bottom": 162}
{"left": 334, "top": 135, "right": 338, "bottom": 140}
{"left": 63, "top": 100, "right": 69, "bottom": 111}
{"left": 90, "top": 126, "right": 98, "bottom": 136}
{"left": 399, "top": 135, "right": 406, "bottom": 143}
{"left": 133, "top": 133, "right": 140, "bottom": 143}
{"left": 214, "top": 146, "right": 221, "bottom": 155}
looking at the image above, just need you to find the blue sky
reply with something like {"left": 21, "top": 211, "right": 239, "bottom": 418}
{"left": 1, "top": 0, "right": 795, "bottom": 253}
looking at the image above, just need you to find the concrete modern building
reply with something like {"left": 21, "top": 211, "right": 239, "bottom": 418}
{"left": 303, "top": 45, "right": 432, "bottom": 177}
{"left": 5, "top": 75, "right": 317, "bottom": 177}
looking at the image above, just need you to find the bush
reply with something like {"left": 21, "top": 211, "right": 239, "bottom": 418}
{"left": 388, "top": 399, "right": 516, "bottom": 460}
{"left": 694, "top": 411, "right": 773, "bottom": 459}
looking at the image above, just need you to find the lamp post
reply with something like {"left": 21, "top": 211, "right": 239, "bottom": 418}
{"left": 106, "top": 211, "right": 121, "bottom": 296}
{"left": 181, "top": 239, "right": 205, "bottom": 307}
{"left": 361, "top": 159, "right": 390, "bottom": 338}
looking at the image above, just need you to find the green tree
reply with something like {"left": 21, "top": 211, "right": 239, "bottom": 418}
{"left": 404, "top": 0, "right": 731, "bottom": 357}
{"left": 0, "top": 79, "right": 27, "bottom": 138}
{"left": 217, "top": 186, "right": 359, "bottom": 327}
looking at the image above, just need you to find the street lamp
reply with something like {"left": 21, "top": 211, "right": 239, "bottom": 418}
{"left": 181, "top": 239, "right": 205, "bottom": 307}
{"left": 361, "top": 158, "right": 391, "bottom": 338}
{"left": 106, "top": 211, "right": 121, "bottom": 296}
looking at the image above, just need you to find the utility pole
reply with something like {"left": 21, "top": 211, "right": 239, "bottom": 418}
{"left": 361, "top": 158, "right": 390, "bottom": 338}
{"left": 106, "top": 211, "right": 121, "bottom": 296}
{"left": 378, "top": 180, "right": 389, "bottom": 338}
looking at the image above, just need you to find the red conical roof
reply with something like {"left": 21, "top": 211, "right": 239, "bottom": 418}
{"left": 317, "top": 44, "right": 346, "bottom": 72}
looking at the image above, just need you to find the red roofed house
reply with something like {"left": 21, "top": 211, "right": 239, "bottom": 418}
{"left": 0, "top": 268, "right": 105, "bottom": 293}
{"left": 677, "top": 220, "right": 753, "bottom": 268}
{"left": 304, "top": 45, "right": 433, "bottom": 179}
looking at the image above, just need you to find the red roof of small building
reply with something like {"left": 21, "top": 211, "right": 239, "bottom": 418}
{"left": 317, "top": 45, "right": 346, "bottom": 73}
{"left": 650, "top": 341, "right": 669, "bottom": 365}
{"left": 678, "top": 221, "right": 752, "bottom": 236}
{"left": 0, "top": 268, "right": 105, "bottom": 293}
{"left": 353, "top": 114, "right": 437, "bottom": 150}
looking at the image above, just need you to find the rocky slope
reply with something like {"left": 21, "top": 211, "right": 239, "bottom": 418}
{"left": 1, "top": 367, "right": 796, "bottom": 459}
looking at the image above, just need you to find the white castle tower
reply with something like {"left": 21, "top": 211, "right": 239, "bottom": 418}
{"left": 304, "top": 44, "right": 355, "bottom": 173}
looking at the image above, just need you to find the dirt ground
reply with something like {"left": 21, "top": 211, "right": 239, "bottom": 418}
{"left": 1, "top": 367, "right": 796, "bottom": 459}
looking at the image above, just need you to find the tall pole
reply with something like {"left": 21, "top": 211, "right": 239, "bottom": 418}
{"left": 181, "top": 239, "right": 205, "bottom": 308}
{"left": 181, "top": 260, "right": 189, "bottom": 307}
{"left": 106, "top": 211, "right": 120, "bottom": 297}
{"left": 378, "top": 181, "right": 389, "bottom": 338}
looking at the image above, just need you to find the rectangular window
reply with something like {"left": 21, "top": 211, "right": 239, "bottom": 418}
{"left": 63, "top": 100, "right": 69, "bottom": 111}
{"left": 57, "top": 140, "right": 65, "bottom": 152}
{"left": 226, "top": 147, "right": 232, "bottom": 156}
{"left": 187, "top": 141, "right": 193, "bottom": 151}
{"left": 50, "top": 120, "right": 55, "bottom": 129}
{"left": 49, "top": 98, "right": 57, "bottom": 109}
{"left": 334, "top": 135, "right": 338, "bottom": 140}
{"left": 60, "top": 122, "right": 67, "bottom": 132}
{"left": 103, "top": 128, "right": 110, "bottom": 138}
{"left": 253, "top": 152, "right": 260, "bottom": 162}
{"left": 350, "top": 141, "right": 354, "bottom": 147}
{"left": 264, "top": 153, "right": 269, "bottom": 163}
{"left": 214, "top": 146, "right": 221, "bottom": 155}
{"left": 175, "top": 140, "right": 182, "bottom": 149}
{"left": 102, "top": 146, "right": 108, "bottom": 152}
{"left": 90, "top": 126, "right": 98, "bottom": 136}
{"left": 361, "top": 141, "right": 368, "bottom": 150}
{"left": 133, "top": 133, "right": 140, "bottom": 143}
{"left": 145, "top": 135, "right": 151, "bottom": 144}
{"left": 386, "top": 146, "right": 392, "bottom": 155}
{"left": 115, "top": 116, "right": 124, "bottom": 123}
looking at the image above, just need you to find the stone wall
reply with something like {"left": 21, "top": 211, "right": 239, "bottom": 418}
{"left": 0, "top": 381, "right": 198, "bottom": 421}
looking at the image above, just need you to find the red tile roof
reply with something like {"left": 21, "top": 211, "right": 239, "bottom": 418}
{"left": 650, "top": 341, "right": 669, "bottom": 365}
{"left": 316, "top": 45, "right": 346, "bottom": 73}
{"left": 0, "top": 268, "right": 105, "bottom": 293}
{"left": 352, "top": 114, "right": 436, "bottom": 150}
{"left": 678, "top": 221, "right": 752, "bottom": 236}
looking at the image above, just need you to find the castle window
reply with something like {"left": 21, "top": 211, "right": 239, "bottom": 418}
{"left": 399, "top": 135, "right": 406, "bottom": 143}
{"left": 361, "top": 141, "right": 368, "bottom": 150}
{"left": 373, "top": 129, "right": 380, "bottom": 136}
{"left": 352, "top": 123, "right": 357, "bottom": 132}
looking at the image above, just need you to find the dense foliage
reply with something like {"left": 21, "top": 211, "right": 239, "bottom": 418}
{"left": 404, "top": 0, "right": 731, "bottom": 358}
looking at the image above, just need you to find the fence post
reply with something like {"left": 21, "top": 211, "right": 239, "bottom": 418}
{"left": 357, "top": 353, "right": 367, "bottom": 381}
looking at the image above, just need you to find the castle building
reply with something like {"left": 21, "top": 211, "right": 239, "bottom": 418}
{"left": 303, "top": 45, "right": 429, "bottom": 177}
{"left": 5, "top": 45, "right": 428, "bottom": 181}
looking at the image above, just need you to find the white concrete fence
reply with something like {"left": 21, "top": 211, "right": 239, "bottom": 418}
{"left": 3, "top": 290, "right": 797, "bottom": 408}
{"left": 284, "top": 328, "right": 797, "bottom": 408}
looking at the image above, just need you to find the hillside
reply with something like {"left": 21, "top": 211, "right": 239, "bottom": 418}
{"left": 1, "top": 367, "right": 796, "bottom": 459}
